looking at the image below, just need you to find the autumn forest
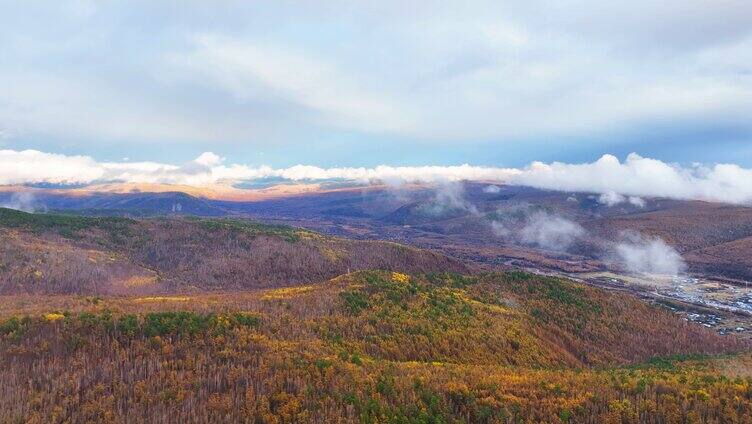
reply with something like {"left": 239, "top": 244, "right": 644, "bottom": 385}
{"left": 1, "top": 209, "right": 751, "bottom": 423}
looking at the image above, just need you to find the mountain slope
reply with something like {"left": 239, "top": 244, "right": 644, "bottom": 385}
{"left": 8, "top": 183, "right": 752, "bottom": 280}
{"left": 0, "top": 271, "right": 747, "bottom": 422}
{"left": 0, "top": 208, "right": 469, "bottom": 294}
{"left": 316, "top": 271, "right": 741, "bottom": 367}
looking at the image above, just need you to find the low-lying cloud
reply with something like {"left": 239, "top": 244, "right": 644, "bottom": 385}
{"left": 488, "top": 205, "right": 684, "bottom": 275}
{"left": 3, "top": 149, "right": 752, "bottom": 205}
{"left": 628, "top": 196, "right": 646, "bottom": 208}
{"left": 598, "top": 191, "right": 625, "bottom": 207}
{"left": 419, "top": 182, "right": 479, "bottom": 216}
{"left": 598, "top": 191, "right": 646, "bottom": 208}
{"left": 483, "top": 185, "right": 501, "bottom": 194}
{"left": 489, "top": 207, "right": 585, "bottom": 252}
{"left": 518, "top": 211, "right": 585, "bottom": 251}
{"left": 612, "top": 232, "right": 686, "bottom": 276}
{"left": 0, "top": 192, "right": 41, "bottom": 212}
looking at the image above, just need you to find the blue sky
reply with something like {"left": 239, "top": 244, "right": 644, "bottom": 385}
{"left": 1, "top": 1, "right": 751, "bottom": 167}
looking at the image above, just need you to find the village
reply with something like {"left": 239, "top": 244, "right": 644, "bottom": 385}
{"left": 571, "top": 271, "right": 752, "bottom": 341}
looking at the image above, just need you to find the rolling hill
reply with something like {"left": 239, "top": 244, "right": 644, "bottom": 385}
{"left": 0, "top": 271, "right": 747, "bottom": 422}
{"left": 15, "top": 180, "right": 752, "bottom": 280}
{"left": 10, "top": 182, "right": 752, "bottom": 281}
{"left": 0, "top": 208, "right": 469, "bottom": 295}
{"left": 214, "top": 183, "right": 752, "bottom": 280}
{"left": 1, "top": 206, "right": 750, "bottom": 422}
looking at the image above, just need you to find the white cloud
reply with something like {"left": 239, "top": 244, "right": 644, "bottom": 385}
{"left": 518, "top": 211, "right": 585, "bottom": 251}
{"left": 598, "top": 191, "right": 625, "bottom": 207}
{"left": 169, "top": 34, "right": 415, "bottom": 133}
{"left": 483, "top": 185, "right": 501, "bottom": 194}
{"left": 596, "top": 192, "right": 646, "bottom": 208}
{"left": 0, "top": 1, "right": 751, "bottom": 145}
{"left": 490, "top": 220, "right": 511, "bottom": 237}
{"left": 0, "top": 192, "right": 41, "bottom": 212}
{"left": 484, "top": 201, "right": 684, "bottom": 274}
{"left": 613, "top": 232, "right": 686, "bottom": 276}
{"left": 194, "top": 152, "right": 224, "bottom": 167}
{"left": 628, "top": 196, "right": 646, "bottom": 208}
{"left": 0, "top": 149, "right": 522, "bottom": 186}
{"left": 3, "top": 150, "right": 752, "bottom": 206}
{"left": 0, "top": 150, "right": 105, "bottom": 185}
{"left": 488, "top": 206, "right": 585, "bottom": 251}
{"left": 513, "top": 153, "right": 752, "bottom": 204}
{"left": 420, "top": 182, "right": 479, "bottom": 216}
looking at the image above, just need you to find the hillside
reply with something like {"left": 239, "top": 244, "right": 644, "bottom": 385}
{"left": 0, "top": 271, "right": 747, "bottom": 422}
{"left": 583, "top": 202, "right": 752, "bottom": 279}
{"left": 225, "top": 183, "right": 752, "bottom": 280}
{"left": 9, "top": 183, "right": 752, "bottom": 280}
{"left": 0, "top": 208, "right": 469, "bottom": 295}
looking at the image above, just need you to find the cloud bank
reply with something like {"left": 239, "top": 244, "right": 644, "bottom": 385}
{"left": 0, "top": 149, "right": 520, "bottom": 187}
{"left": 515, "top": 153, "right": 752, "bottom": 204}
{"left": 3, "top": 150, "right": 752, "bottom": 205}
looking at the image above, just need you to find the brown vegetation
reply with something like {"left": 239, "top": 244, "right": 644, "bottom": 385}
{"left": 0, "top": 209, "right": 468, "bottom": 295}
{"left": 0, "top": 271, "right": 748, "bottom": 423}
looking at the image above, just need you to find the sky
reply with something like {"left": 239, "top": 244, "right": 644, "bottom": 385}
{"left": 1, "top": 1, "right": 751, "bottom": 168}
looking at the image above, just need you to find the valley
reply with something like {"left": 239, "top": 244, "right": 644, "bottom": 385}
{"left": 4, "top": 3, "right": 752, "bottom": 421}
{"left": 10, "top": 182, "right": 752, "bottom": 280}
{"left": 569, "top": 271, "right": 752, "bottom": 341}
{"left": 2, "top": 188, "right": 752, "bottom": 422}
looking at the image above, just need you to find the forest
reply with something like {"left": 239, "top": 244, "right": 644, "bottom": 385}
{"left": 5, "top": 1, "right": 752, "bottom": 421}
{"left": 0, "top": 208, "right": 467, "bottom": 295}
{"left": 1, "top": 270, "right": 749, "bottom": 423}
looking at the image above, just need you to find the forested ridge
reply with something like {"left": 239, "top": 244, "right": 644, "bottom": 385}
{"left": 0, "top": 208, "right": 468, "bottom": 294}
{"left": 1, "top": 271, "right": 748, "bottom": 423}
